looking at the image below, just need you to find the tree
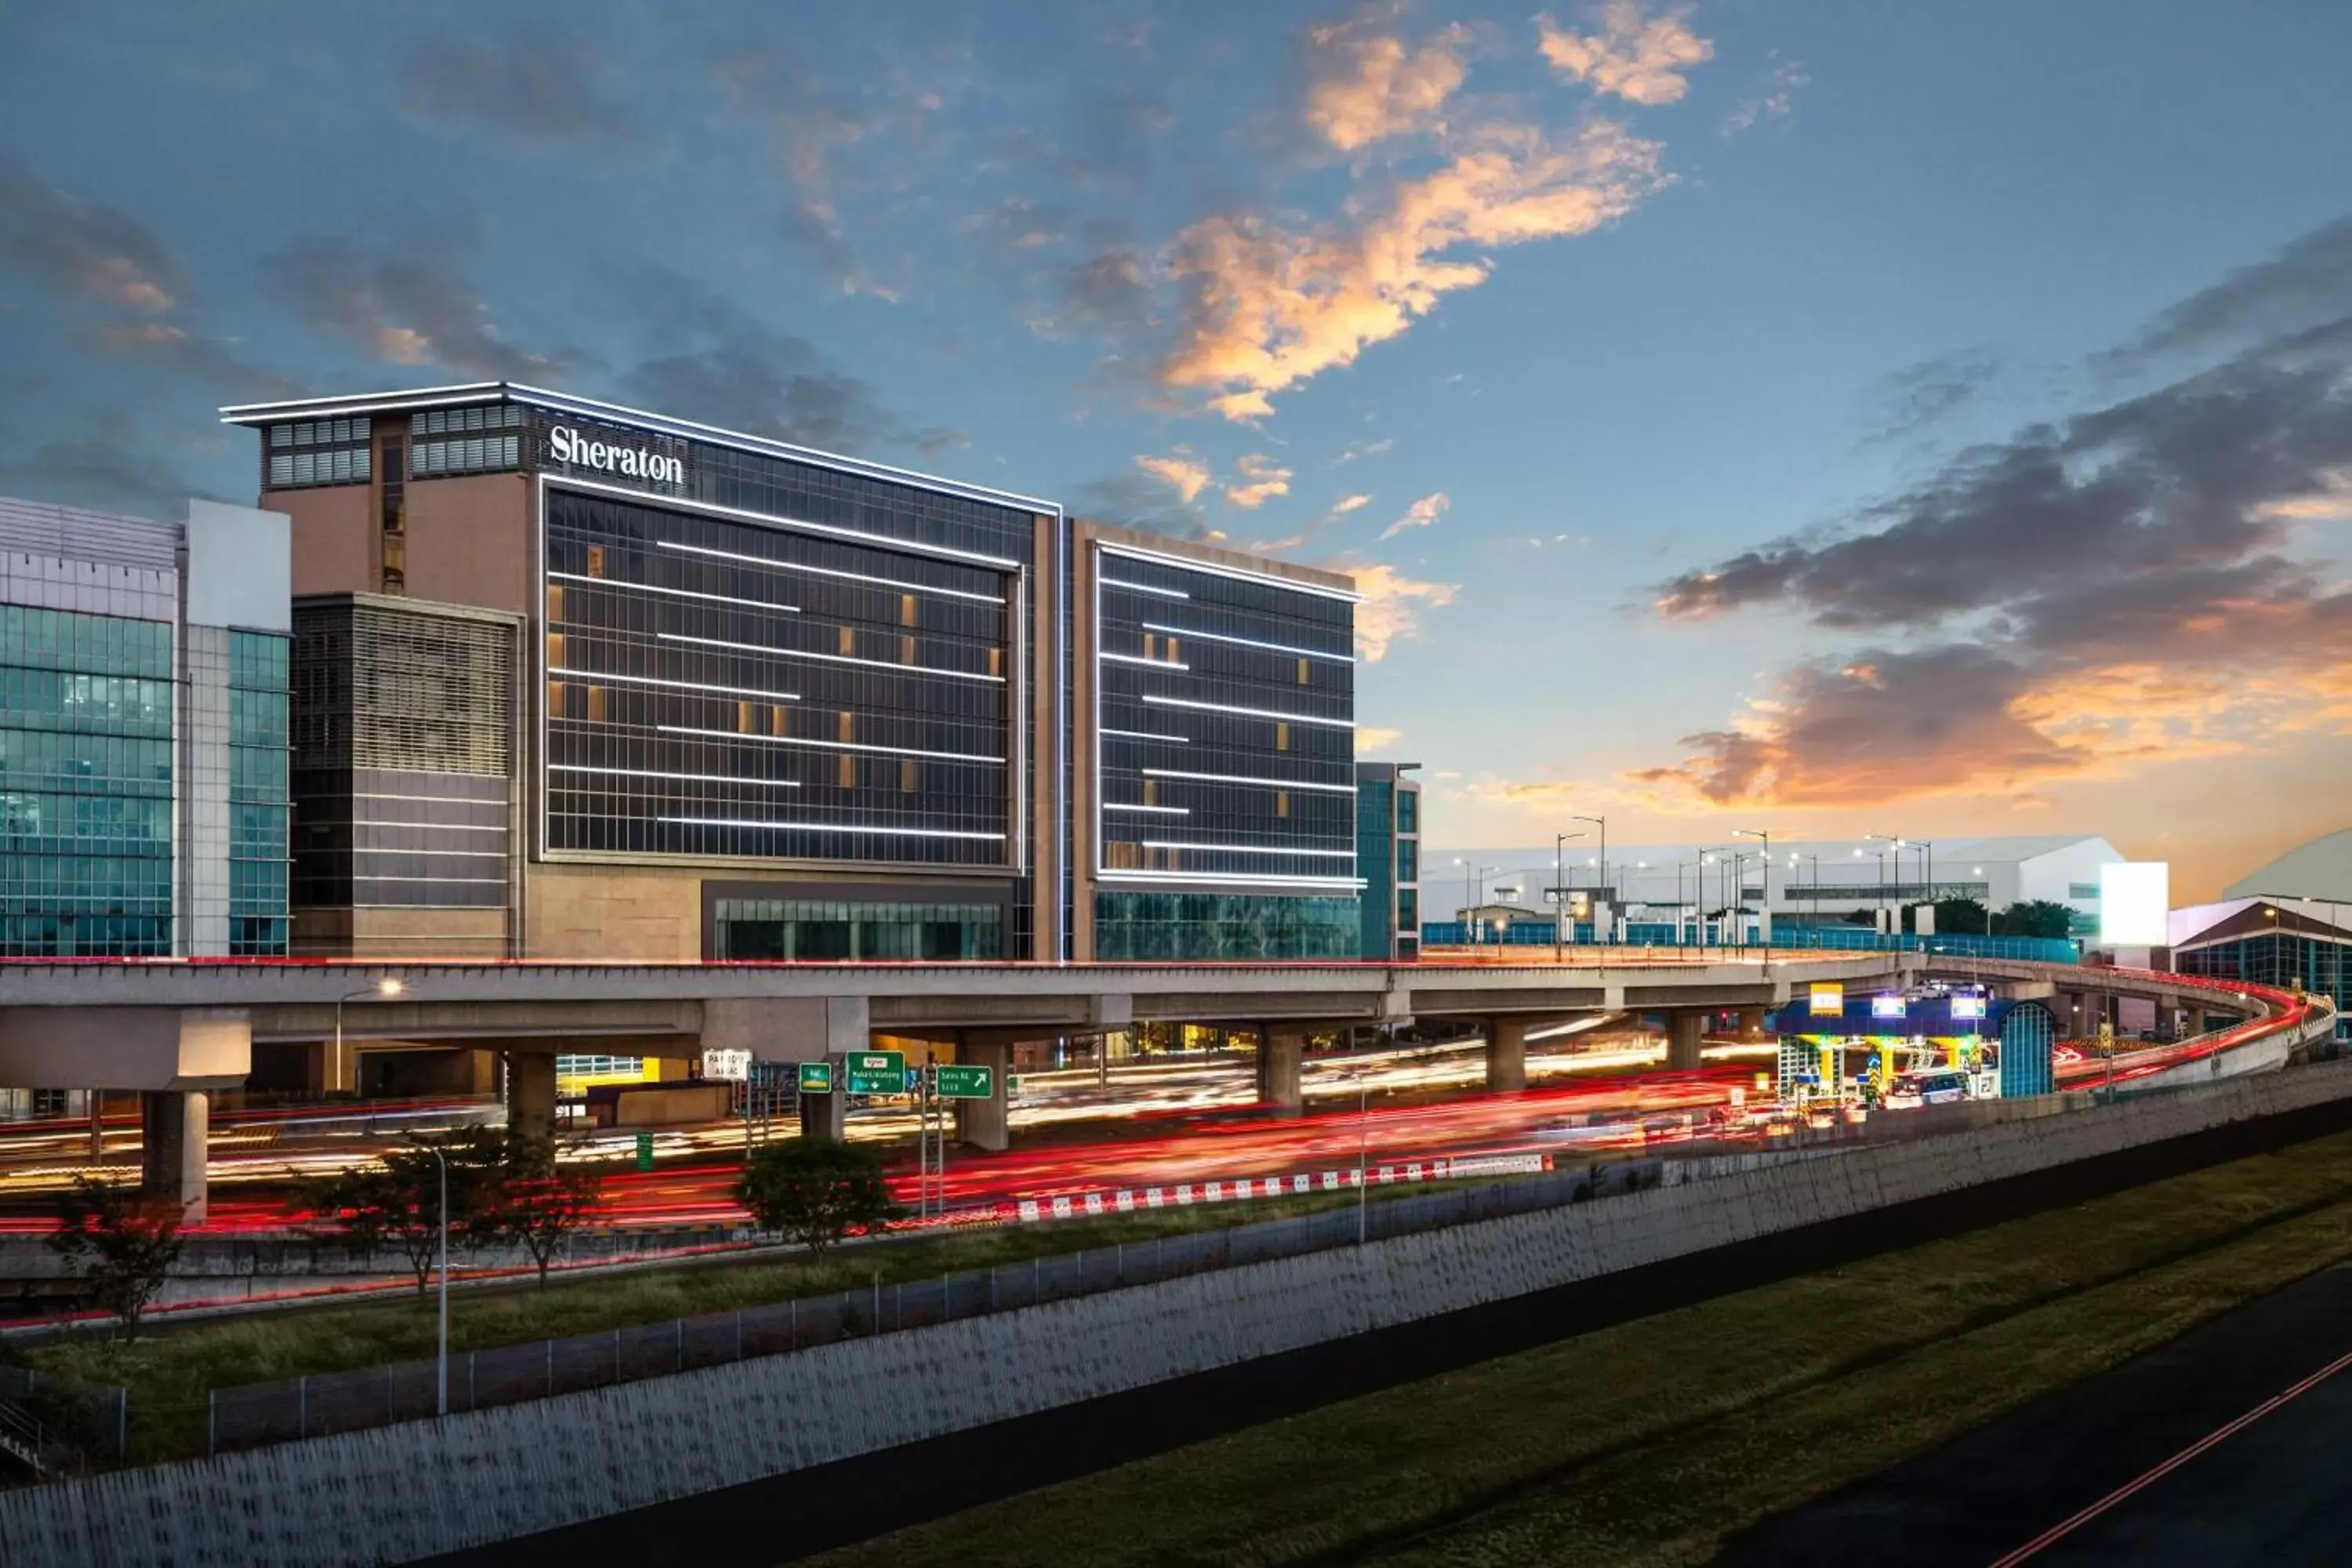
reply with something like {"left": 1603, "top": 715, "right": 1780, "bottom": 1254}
{"left": 492, "top": 1138, "right": 608, "bottom": 1287}
{"left": 49, "top": 1175, "right": 184, "bottom": 1341}
{"left": 1931, "top": 897, "right": 1992, "bottom": 935}
{"left": 312, "top": 1127, "right": 506, "bottom": 1294}
{"left": 2000, "top": 900, "right": 2077, "bottom": 940}
{"left": 734, "top": 1138, "right": 902, "bottom": 1258}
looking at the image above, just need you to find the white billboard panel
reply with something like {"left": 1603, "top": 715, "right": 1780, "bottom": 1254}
{"left": 2098, "top": 862, "right": 2169, "bottom": 946}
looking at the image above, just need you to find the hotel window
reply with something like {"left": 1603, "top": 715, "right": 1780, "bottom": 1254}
{"left": 585, "top": 546, "right": 604, "bottom": 579}
{"left": 837, "top": 711, "right": 854, "bottom": 742}
{"left": 546, "top": 583, "right": 565, "bottom": 620}
{"left": 900, "top": 759, "right": 918, "bottom": 793}
{"left": 586, "top": 684, "right": 607, "bottom": 723}
{"left": 736, "top": 700, "right": 755, "bottom": 734}
{"left": 900, "top": 593, "right": 918, "bottom": 627}
{"left": 1143, "top": 633, "right": 1157, "bottom": 660}
{"left": 546, "top": 680, "right": 568, "bottom": 717}
{"left": 900, "top": 635, "right": 916, "bottom": 665}
{"left": 545, "top": 631, "right": 565, "bottom": 666}
{"left": 1296, "top": 658, "right": 1310, "bottom": 685}
{"left": 1276, "top": 722, "right": 1290, "bottom": 752}
{"left": 770, "top": 704, "right": 787, "bottom": 736}
{"left": 838, "top": 753, "right": 856, "bottom": 789}
{"left": 1276, "top": 791, "right": 1290, "bottom": 818}
{"left": 1164, "top": 637, "right": 1180, "bottom": 663}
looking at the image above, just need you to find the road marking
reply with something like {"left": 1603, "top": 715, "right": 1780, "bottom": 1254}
{"left": 1988, "top": 1341, "right": 2352, "bottom": 1566}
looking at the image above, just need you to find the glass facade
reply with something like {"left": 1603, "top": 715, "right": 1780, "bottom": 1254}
{"left": 711, "top": 896, "right": 1003, "bottom": 960}
{"left": 1092, "top": 891, "right": 1361, "bottom": 960}
{"left": 0, "top": 605, "right": 175, "bottom": 954}
{"left": 2177, "top": 932, "right": 2350, "bottom": 1040}
{"left": 227, "top": 631, "right": 291, "bottom": 954}
{"left": 1092, "top": 543, "right": 1356, "bottom": 886}
{"left": 1358, "top": 777, "right": 1393, "bottom": 959}
{"left": 543, "top": 488, "right": 1014, "bottom": 867}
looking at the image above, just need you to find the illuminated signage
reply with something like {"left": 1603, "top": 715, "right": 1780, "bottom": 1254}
{"left": 1951, "top": 995, "right": 1987, "bottom": 1020}
{"left": 1809, "top": 982, "right": 1845, "bottom": 1016}
{"left": 1870, "top": 994, "right": 1907, "bottom": 1020}
{"left": 703, "top": 1048, "right": 750, "bottom": 1081}
{"left": 550, "top": 424, "right": 684, "bottom": 485}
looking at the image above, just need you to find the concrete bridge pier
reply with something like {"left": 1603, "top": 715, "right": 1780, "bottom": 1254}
{"left": 140, "top": 1091, "right": 209, "bottom": 1223}
{"left": 954, "top": 1038, "right": 1013, "bottom": 1152}
{"left": 1737, "top": 1006, "right": 1766, "bottom": 1036}
{"left": 1485, "top": 1018, "right": 1529, "bottom": 1092}
{"left": 1256, "top": 1025, "right": 1304, "bottom": 1114}
{"left": 505, "top": 1050, "right": 557, "bottom": 1143}
{"left": 1666, "top": 1011, "right": 1707, "bottom": 1071}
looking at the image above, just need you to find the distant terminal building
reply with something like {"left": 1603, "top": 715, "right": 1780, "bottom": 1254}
{"left": 2169, "top": 829, "right": 2352, "bottom": 1045}
{"left": 220, "top": 382, "right": 1366, "bottom": 963}
{"left": 1432, "top": 833, "right": 2125, "bottom": 945}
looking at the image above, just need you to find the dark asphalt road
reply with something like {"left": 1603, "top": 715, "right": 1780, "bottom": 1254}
{"left": 1722, "top": 1261, "right": 2352, "bottom": 1566}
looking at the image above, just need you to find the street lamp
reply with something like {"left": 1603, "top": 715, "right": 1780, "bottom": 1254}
{"left": 334, "top": 978, "right": 405, "bottom": 1097}
{"left": 405, "top": 1134, "right": 452, "bottom": 1418}
{"left": 1568, "top": 815, "right": 1607, "bottom": 931}
{"left": 1552, "top": 831, "right": 1587, "bottom": 963}
{"left": 1454, "top": 861, "right": 1503, "bottom": 946}
{"left": 1733, "top": 829, "right": 1771, "bottom": 967}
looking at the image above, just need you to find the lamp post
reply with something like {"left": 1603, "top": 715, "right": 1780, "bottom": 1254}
{"left": 1568, "top": 815, "right": 1607, "bottom": 937}
{"left": 1355, "top": 1069, "right": 1371, "bottom": 1245}
{"left": 1733, "top": 829, "right": 1772, "bottom": 968}
{"left": 1857, "top": 847, "right": 1888, "bottom": 932}
{"left": 334, "top": 977, "right": 405, "bottom": 1097}
{"left": 405, "top": 1134, "right": 451, "bottom": 1417}
{"left": 1455, "top": 861, "right": 1502, "bottom": 947}
{"left": 1552, "top": 831, "right": 1587, "bottom": 963}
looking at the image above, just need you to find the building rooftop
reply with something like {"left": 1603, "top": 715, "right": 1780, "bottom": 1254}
{"left": 2223, "top": 829, "right": 2352, "bottom": 904}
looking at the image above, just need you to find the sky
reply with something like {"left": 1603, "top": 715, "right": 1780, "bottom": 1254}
{"left": 2, "top": 0, "right": 2349, "bottom": 901}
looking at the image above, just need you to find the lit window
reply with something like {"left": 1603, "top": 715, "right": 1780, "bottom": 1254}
{"left": 586, "top": 546, "right": 604, "bottom": 579}
{"left": 1296, "top": 658, "right": 1310, "bottom": 685}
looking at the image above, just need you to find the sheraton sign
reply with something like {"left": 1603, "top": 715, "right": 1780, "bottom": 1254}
{"left": 548, "top": 424, "right": 684, "bottom": 485}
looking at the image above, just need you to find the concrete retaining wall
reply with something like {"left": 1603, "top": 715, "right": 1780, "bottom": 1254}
{"left": 9, "top": 1062, "right": 2352, "bottom": 1567}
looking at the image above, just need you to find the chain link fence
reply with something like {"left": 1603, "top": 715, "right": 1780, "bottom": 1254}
{"left": 206, "top": 1156, "right": 1671, "bottom": 1456}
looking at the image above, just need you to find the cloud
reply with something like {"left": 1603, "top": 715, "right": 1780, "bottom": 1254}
{"left": 1379, "top": 491, "right": 1448, "bottom": 540}
{"left": 1537, "top": 2, "right": 1714, "bottom": 107}
{"left": 1862, "top": 345, "right": 2010, "bottom": 445}
{"left": 261, "top": 226, "right": 579, "bottom": 380}
{"left": 1225, "top": 452, "right": 1294, "bottom": 509}
{"left": 1249, "top": 492, "right": 1373, "bottom": 554}
{"left": 0, "top": 405, "right": 212, "bottom": 518}
{"left": 1156, "top": 118, "right": 1668, "bottom": 419}
{"left": 620, "top": 271, "right": 962, "bottom": 457}
{"left": 2110, "top": 216, "right": 2352, "bottom": 369}
{"left": 1356, "top": 725, "right": 1404, "bottom": 755}
{"left": 1637, "top": 216, "right": 2352, "bottom": 808}
{"left": 0, "top": 151, "right": 183, "bottom": 312}
{"left": 1072, "top": 469, "right": 1223, "bottom": 543}
{"left": 401, "top": 31, "right": 622, "bottom": 143}
{"left": 1134, "top": 449, "right": 1211, "bottom": 503}
{"left": 1348, "top": 560, "right": 1458, "bottom": 660}
{"left": 1302, "top": 12, "right": 1469, "bottom": 151}
{"left": 94, "top": 321, "right": 299, "bottom": 401}
{"left": 1334, "top": 437, "right": 1394, "bottom": 466}
{"left": 1722, "top": 56, "right": 1809, "bottom": 138}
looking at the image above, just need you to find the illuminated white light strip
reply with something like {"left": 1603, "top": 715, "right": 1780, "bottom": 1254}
{"left": 1100, "top": 728, "right": 1189, "bottom": 743}
{"left": 1098, "top": 576, "right": 1189, "bottom": 600}
{"left": 1142, "top": 622, "right": 1354, "bottom": 663}
{"left": 1094, "top": 868, "right": 1367, "bottom": 890}
{"left": 659, "top": 817, "right": 1005, "bottom": 842}
{"left": 1098, "top": 540, "right": 1363, "bottom": 603}
{"left": 659, "top": 724, "right": 1004, "bottom": 764}
{"left": 1098, "top": 652, "right": 1191, "bottom": 670}
{"left": 358, "top": 821, "right": 510, "bottom": 833}
{"left": 660, "top": 540, "right": 1006, "bottom": 604}
{"left": 1142, "top": 695, "right": 1355, "bottom": 729}
{"left": 1142, "top": 768, "right": 1356, "bottom": 794}
{"left": 550, "top": 572, "right": 800, "bottom": 615}
{"left": 549, "top": 667, "right": 800, "bottom": 703}
{"left": 658, "top": 631, "right": 1004, "bottom": 684}
{"left": 1102, "top": 803, "right": 1190, "bottom": 815}
{"left": 550, "top": 765, "right": 801, "bottom": 789}
{"left": 1141, "top": 841, "right": 1356, "bottom": 858}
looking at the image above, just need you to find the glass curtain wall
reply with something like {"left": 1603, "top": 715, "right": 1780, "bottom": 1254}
{"left": 228, "top": 631, "right": 291, "bottom": 954}
{"left": 0, "top": 605, "right": 174, "bottom": 954}
{"left": 2177, "top": 933, "right": 2351, "bottom": 1040}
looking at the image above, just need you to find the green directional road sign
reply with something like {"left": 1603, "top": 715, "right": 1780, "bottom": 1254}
{"left": 797, "top": 1061, "right": 835, "bottom": 1094}
{"left": 935, "top": 1064, "right": 995, "bottom": 1099}
{"left": 634, "top": 1132, "right": 655, "bottom": 1172}
{"left": 844, "top": 1050, "right": 907, "bottom": 1095}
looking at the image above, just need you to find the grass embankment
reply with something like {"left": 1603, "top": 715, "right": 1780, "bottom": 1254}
{"left": 812, "top": 1130, "right": 2352, "bottom": 1568}
{"left": 28, "top": 1180, "right": 1437, "bottom": 1465}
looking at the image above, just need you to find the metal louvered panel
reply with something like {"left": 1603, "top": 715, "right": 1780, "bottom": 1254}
{"left": 292, "top": 600, "right": 514, "bottom": 775}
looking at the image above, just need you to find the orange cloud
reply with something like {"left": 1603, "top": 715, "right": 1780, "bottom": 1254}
{"left": 1348, "top": 561, "right": 1459, "bottom": 661}
{"left": 1303, "top": 17, "right": 1468, "bottom": 151}
{"left": 1225, "top": 453, "right": 1294, "bottom": 509}
{"left": 1379, "top": 491, "right": 1448, "bottom": 541}
{"left": 1356, "top": 725, "right": 1404, "bottom": 754}
{"left": 1134, "top": 450, "right": 1210, "bottom": 503}
{"left": 1157, "top": 118, "right": 1668, "bottom": 419}
{"left": 1537, "top": 2, "right": 1715, "bottom": 107}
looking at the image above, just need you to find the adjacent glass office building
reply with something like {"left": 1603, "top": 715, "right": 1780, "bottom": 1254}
{"left": 0, "top": 495, "right": 291, "bottom": 956}
{"left": 1356, "top": 761, "right": 1421, "bottom": 960}
{"left": 222, "top": 383, "right": 1363, "bottom": 961}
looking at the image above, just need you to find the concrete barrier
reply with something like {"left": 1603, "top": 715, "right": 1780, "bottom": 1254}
{"left": 9, "top": 1062, "right": 2352, "bottom": 1567}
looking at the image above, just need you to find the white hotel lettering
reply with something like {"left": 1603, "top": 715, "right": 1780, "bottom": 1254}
{"left": 549, "top": 425, "right": 684, "bottom": 485}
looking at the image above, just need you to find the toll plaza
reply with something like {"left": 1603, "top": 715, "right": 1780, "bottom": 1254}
{"left": 1765, "top": 982, "right": 2057, "bottom": 1109}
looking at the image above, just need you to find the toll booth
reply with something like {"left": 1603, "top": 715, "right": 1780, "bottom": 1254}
{"left": 1767, "top": 985, "right": 2026, "bottom": 1105}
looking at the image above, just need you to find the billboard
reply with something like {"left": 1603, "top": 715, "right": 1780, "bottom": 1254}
{"left": 1869, "top": 993, "right": 1907, "bottom": 1021}
{"left": 1951, "top": 994, "right": 1988, "bottom": 1020}
{"left": 1809, "top": 982, "right": 1845, "bottom": 1016}
{"left": 2099, "top": 862, "right": 2170, "bottom": 946}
